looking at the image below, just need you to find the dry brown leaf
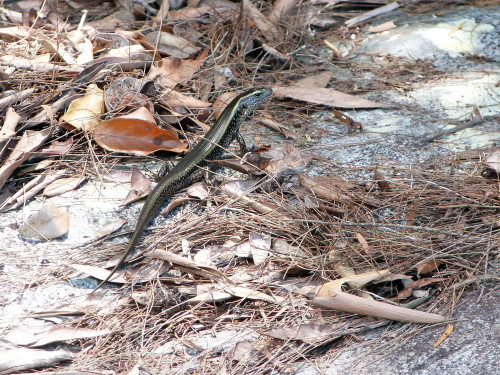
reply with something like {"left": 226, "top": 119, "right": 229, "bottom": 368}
{"left": 261, "top": 43, "right": 293, "bottom": 62}
{"left": 298, "top": 174, "right": 354, "bottom": 203}
{"left": 395, "top": 287, "right": 413, "bottom": 300}
{"left": 356, "top": 233, "right": 370, "bottom": 253}
{"left": 146, "top": 249, "right": 198, "bottom": 269}
{"left": 333, "top": 109, "right": 363, "bottom": 132}
{"left": 273, "top": 238, "right": 310, "bottom": 259}
{"left": 27, "top": 91, "right": 74, "bottom": 128}
{"left": 0, "top": 26, "right": 31, "bottom": 39}
{"left": 0, "top": 340, "right": 73, "bottom": 374}
{"left": 104, "top": 44, "right": 146, "bottom": 60}
{"left": 188, "top": 285, "right": 233, "bottom": 304}
{"left": 311, "top": 291, "right": 446, "bottom": 323}
{"left": 187, "top": 181, "right": 210, "bottom": 200}
{"left": 0, "top": 127, "right": 52, "bottom": 192}
{"left": 316, "top": 269, "right": 391, "bottom": 296}
{"left": 166, "top": 107, "right": 211, "bottom": 132}
{"left": 395, "top": 277, "right": 446, "bottom": 300}
{"left": 249, "top": 232, "right": 271, "bottom": 265}
{"left": 67, "top": 33, "right": 94, "bottom": 65}
{"left": 0, "top": 168, "right": 67, "bottom": 212}
{"left": 161, "top": 196, "right": 193, "bottom": 217}
{"left": 345, "top": 2, "right": 400, "bottom": 28}
{"left": 34, "top": 138, "right": 74, "bottom": 158}
{"left": 31, "top": 327, "right": 112, "bottom": 347}
{"left": 131, "top": 289, "right": 166, "bottom": 307}
{"left": 31, "top": 293, "right": 105, "bottom": 318}
{"left": 143, "top": 31, "right": 200, "bottom": 59}
{"left": 434, "top": 324, "right": 454, "bottom": 347}
{"left": 221, "top": 180, "right": 285, "bottom": 217}
{"left": 417, "top": 258, "right": 442, "bottom": 275}
{"left": 95, "top": 219, "right": 128, "bottom": 240}
{"left": 413, "top": 289, "right": 430, "bottom": 298}
{"left": 146, "top": 249, "right": 232, "bottom": 284}
{"left": 258, "top": 116, "right": 298, "bottom": 140}
{"left": 43, "top": 177, "right": 86, "bottom": 197}
{"left": 18, "top": 203, "right": 70, "bottom": 240}
{"left": 293, "top": 71, "right": 333, "bottom": 89}
{"left": 373, "top": 169, "right": 391, "bottom": 191}
{"left": 0, "top": 88, "right": 35, "bottom": 112}
{"left": 242, "top": 0, "right": 280, "bottom": 40}
{"left": 128, "top": 259, "right": 172, "bottom": 285}
{"left": 232, "top": 240, "right": 252, "bottom": 258}
{"left": 0, "top": 107, "right": 21, "bottom": 158}
{"left": 121, "top": 106, "right": 157, "bottom": 123}
{"left": 60, "top": 83, "right": 104, "bottom": 131}
{"left": 104, "top": 77, "right": 155, "bottom": 113}
{"left": 407, "top": 277, "right": 446, "bottom": 289}
{"left": 148, "top": 56, "right": 202, "bottom": 89}
{"left": 223, "top": 285, "right": 283, "bottom": 303}
{"left": 0, "top": 55, "right": 83, "bottom": 73}
{"left": 212, "top": 91, "right": 238, "bottom": 119}
{"left": 122, "top": 166, "right": 151, "bottom": 206}
{"left": 39, "top": 38, "right": 77, "bottom": 65}
{"left": 0, "top": 6, "right": 21, "bottom": 23}
{"left": 258, "top": 143, "right": 312, "bottom": 175}
{"left": 269, "top": 0, "right": 299, "bottom": 23}
{"left": 93, "top": 118, "right": 187, "bottom": 156}
{"left": 159, "top": 90, "right": 212, "bottom": 109}
{"left": 484, "top": 149, "right": 500, "bottom": 173}
{"left": 168, "top": 5, "right": 211, "bottom": 19}
{"left": 273, "top": 86, "right": 388, "bottom": 108}
{"left": 327, "top": 255, "right": 375, "bottom": 299}
{"left": 71, "top": 264, "right": 128, "bottom": 284}
{"left": 231, "top": 340, "right": 260, "bottom": 363}
{"left": 91, "top": 167, "right": 133, "bottom": 184}
{"left": 367, "top": 20, "right": 397, "bottom": 33}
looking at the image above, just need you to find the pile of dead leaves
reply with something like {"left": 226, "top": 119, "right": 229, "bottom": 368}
{"left": 0, "top": 1, "right": 498, "bottom": 374}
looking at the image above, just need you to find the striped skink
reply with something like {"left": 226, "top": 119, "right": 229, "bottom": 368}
{"left": 93, "top": 87, "right": 272, "bottom": 291}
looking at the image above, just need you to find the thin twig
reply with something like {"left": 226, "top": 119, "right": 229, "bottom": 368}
{"left": 422, "top": 115, "right": 496, "bottom": 143}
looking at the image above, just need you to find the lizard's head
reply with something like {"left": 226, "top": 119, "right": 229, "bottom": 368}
{"left": 235, "top": 87, "right": 273, "bottom": 118}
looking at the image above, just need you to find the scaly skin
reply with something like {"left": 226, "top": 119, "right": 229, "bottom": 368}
{"left": 92, "top": 87, "right": 272, "bottom": 291}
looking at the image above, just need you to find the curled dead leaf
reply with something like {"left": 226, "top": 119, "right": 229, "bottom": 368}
{"left": 434, "top": 324, "right": 454, "bottom": 347}
{"left": 311, "top": 290, "right": 446, "bottom": 323}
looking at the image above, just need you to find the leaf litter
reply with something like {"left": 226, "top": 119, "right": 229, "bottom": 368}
{"left": 0, "top": 0, "right": 498, "bottom": 374}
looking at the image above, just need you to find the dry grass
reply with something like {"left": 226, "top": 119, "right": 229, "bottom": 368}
{"left": 69, "top": 152, "right": 498, "bottom": 374}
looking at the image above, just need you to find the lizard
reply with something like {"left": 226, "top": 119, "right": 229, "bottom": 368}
{"left": 92, "top": 87, "right": 272, "bottom": 291}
